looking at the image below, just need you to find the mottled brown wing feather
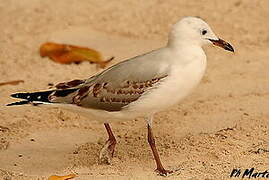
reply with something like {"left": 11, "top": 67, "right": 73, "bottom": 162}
{"left": 49, "top": 75, "right": 167, "bottom": 111}
{"left": 55, "top": 79, "right": 85, "bottom": 89}
{"left": 78, "top": 75, "right": 168, "bottom": 111}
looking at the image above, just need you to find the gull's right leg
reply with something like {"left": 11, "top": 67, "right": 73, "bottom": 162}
{"left": 147, "top": 115, "right": 176, "bottom": 176}
{"left": 99, "top": 123, "right": 117, "bottom": 164}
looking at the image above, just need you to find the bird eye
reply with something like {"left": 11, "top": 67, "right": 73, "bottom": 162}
{"left": 201, "top": 30, "right": 207, "bottom": 35}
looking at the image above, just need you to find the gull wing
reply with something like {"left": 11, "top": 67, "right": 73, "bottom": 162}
{"left": 49, "top": 49, "right": 171, "bottom": 111}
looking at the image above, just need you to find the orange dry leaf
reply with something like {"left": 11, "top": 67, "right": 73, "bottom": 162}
{"left": 48, "top": 174, "right": 76, "bottom": 180}
{"left": 40, "top": 42, "right": 113, "bottom": 68}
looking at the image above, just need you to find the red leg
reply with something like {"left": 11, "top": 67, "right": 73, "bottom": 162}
{"left": 147, "top": 124, "right": 174, "bottom": 176}
{"left": 99, "top": 123, "right": 117, "bottom": 164}
{"left": 104, "top": 123, "right": 116, "bottom": 157}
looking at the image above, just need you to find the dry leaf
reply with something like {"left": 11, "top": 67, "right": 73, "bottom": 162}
{"left": 40, "top": 42, "right": 113, "bottom": 68}
{"left": 48, "top": 174, "right": 76, "bottom": 180}
{"left": 0, "top": 80, "right": 24, "bottom": 86}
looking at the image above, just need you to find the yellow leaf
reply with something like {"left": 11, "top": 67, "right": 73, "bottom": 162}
{"left": 40, "top": 42, "right": 113, "bottom": 68}
{"left": 48, "top": 174, "right": 76, "bottom": 180}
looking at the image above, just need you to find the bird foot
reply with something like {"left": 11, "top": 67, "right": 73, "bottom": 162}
{"left": 99, "top": 139, "right": 116, "bottom": 165}
{"left": 155, "top": 168, "right": 180, "bottom": 177}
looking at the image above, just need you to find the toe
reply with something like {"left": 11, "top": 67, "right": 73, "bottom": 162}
{"left": 155, "top": 168, "right": 180, "bottom": 176}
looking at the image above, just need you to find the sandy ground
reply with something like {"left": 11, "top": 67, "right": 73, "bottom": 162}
{"left": 0, "top": 0, "right": 269, "bottom": 179}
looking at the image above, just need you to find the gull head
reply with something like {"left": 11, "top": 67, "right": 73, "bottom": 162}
{"left": 169, "top": 16, "right": 234, "bottom": 52}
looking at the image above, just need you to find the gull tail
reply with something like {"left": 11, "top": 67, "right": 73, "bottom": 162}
{"left": 6, "top": 90, "right": 55, "bottom": 106}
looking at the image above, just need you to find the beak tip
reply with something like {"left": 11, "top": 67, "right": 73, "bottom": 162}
{"left": 210, "top": 38, "right": 235, "bottom": 53}
{"left": 226, "top": 45, "right": 234, "bottom": 52}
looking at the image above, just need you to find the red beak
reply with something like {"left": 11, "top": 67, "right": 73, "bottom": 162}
{"left": 209, "top": 38, "right": 234, "bottom": 52}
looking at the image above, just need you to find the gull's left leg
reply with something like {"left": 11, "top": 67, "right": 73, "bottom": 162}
{"left": 99, "top": 123, "right": 117, "bottom": 164}
{"left": 147, "top": 115, "right": 176, "bottom": 176}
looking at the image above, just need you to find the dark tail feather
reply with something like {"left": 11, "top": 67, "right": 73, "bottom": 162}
{"left": 8, "top": 88, "right": 78, "bottom": 106}
{"left": 10, "top": 90, "right": 54, "bottom": 103}
{"left": 6, "top": 100, "right": 30, "bottom": 106}
{"left": 6, "top": 100, "right": 44, "bottom": 106}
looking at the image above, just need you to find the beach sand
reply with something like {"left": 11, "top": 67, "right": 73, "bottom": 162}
{"left": 0, "top": 0, "right": 269, "bottom": 179}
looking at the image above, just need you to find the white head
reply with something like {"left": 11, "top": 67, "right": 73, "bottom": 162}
{"left": 168, "top": 16, "right": 234, "bottom": 52}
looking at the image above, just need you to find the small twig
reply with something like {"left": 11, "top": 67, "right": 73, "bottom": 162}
{"left": 249, "top": 148, "right": 269, "bottom": 154}
{"left": 217, "top": 124, "right": 237, "bottom": 133}
{"left": 0, "top": 125, "right": 10, "bottom": 132}
{"left": 0, "top": 80, "right": 24, "bottom": 86}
